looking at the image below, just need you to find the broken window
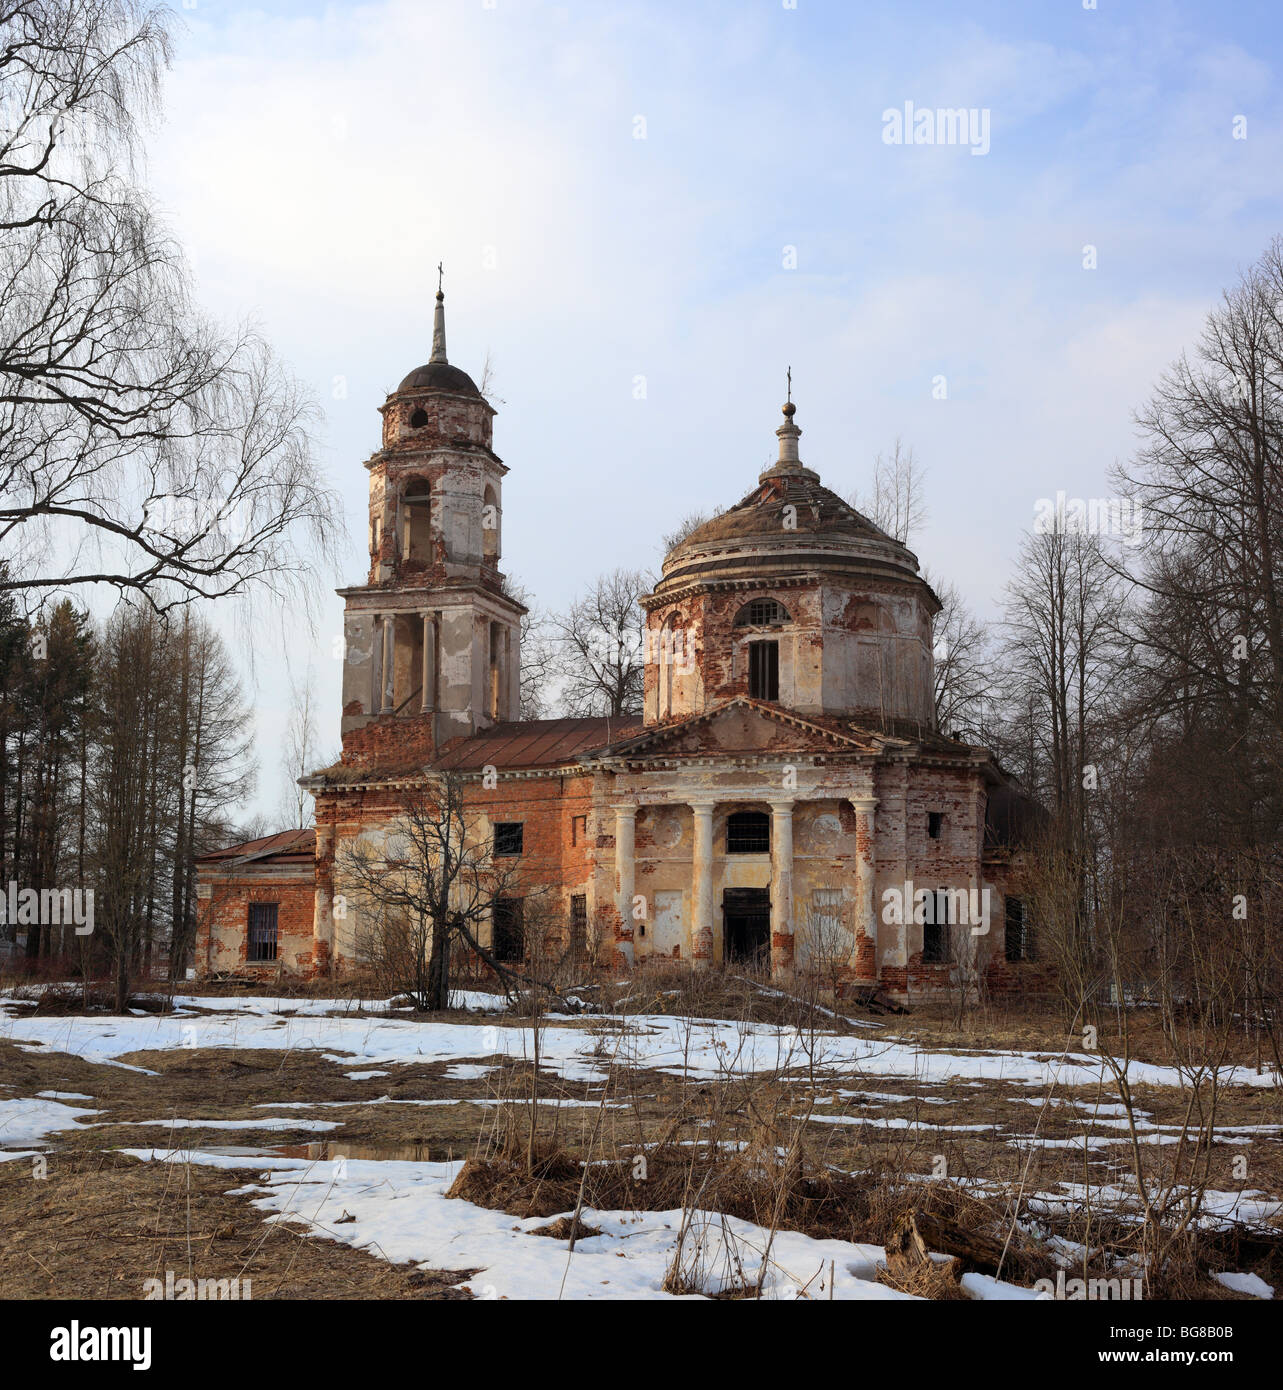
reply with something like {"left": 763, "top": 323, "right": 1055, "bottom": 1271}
{"left": 748, "top": 640, "right": 779, "bottom": 700}
{"left": 1005, "top": 897, "right": 1032, "bottom": 962}
{"left": 927, "top": 811, "right": 944, "bottom": 840}
{"left": 410, "top": 408, "right": 428, "bottom": 428}
{"left": 247, "top": 903, "right": 278, "bottom": 963}
{"left": 492, "top": 897, "right": 524, "bottom": 962}
{"left": 493, "top": 822, "right": 523, "bottom": 857}
{"left": 726, "top": 810, "right": 770, "bottom": 855}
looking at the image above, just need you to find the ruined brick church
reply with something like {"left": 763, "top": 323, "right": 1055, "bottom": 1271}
{"left": 196, "top": 290, "right": 1035, "bottom": 1000}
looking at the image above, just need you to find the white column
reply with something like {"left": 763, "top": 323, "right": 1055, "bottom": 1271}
{"left": 690, "top": 800, "right": 715, "bottom": 968}
{"left": 421, "top": 613, "right": 436, "bottom": 713}
{"left": 613, "top": 805, "right": 637, "bottom": 966}
{"left": 381, "top": 615, "right": 395, "bottom": 714}
{"left": 853, "top": 796, "right": 878, "bottom": 981}
{"left": 371, "top": 613, "right": 383, "bottom": 714}
{"left": 769, "top": 799, "right": 794, "bottom": 975}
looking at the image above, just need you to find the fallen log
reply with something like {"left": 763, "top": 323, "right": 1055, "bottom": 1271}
{"left": 888, "top": 1210, "right": 1041, "bottom": 1281}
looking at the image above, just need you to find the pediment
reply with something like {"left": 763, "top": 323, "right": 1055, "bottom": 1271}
{"left": 587, "top": 698, "right": 869, "bottom": 763}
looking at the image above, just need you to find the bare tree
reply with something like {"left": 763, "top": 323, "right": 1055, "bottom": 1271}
{"left": 337, "top": 775, "right": 559, "bottom": 1011}
{"left": 1116, "top": 234, "right": 1283, "bottom": 754}
{"left": 851, "top": 438, "right": 928, "bottom": 546}
{"left": 92, "top": 604, "right": 165, "bottom": 1009}
{"left": 278, "top": 662, "right": 320, "bottom": 829}
{"left": 999, "top": 530, "right": 1129, "bottom": 822}
{"left": 503, "top": 575, "right": 555, "bottom": 720}
{"left": 166, "top": 615, "right": 254, "bottom": 977}
{"left": 925, "top": 570, "right": 995, "bottom": 738}
{"left": 550, "top": 568, "right": 647, "bottom": 717}
{"left": 0, "top": 0, "right": 339, "bottom": 613}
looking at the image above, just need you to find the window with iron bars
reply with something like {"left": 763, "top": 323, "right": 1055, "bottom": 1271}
{"left": 247, "top": 903, "right": 278, "bottom": 963}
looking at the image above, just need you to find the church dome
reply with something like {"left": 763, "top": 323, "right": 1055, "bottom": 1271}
{"left": 394, "top": 283, "right": 482, "bottom": 398}
{"left": 655, "top": 399, "right": 928, "bottom": 595}
{"left": 396, "top": 361, "right": 481, "bottom": 396}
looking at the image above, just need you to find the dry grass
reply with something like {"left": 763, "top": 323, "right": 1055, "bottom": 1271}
{"left": 2, "top": 974, "right": 1279, "bottom": 1301}
{"left": 0, "top": 1149, "right": 473, "bottom": 1300}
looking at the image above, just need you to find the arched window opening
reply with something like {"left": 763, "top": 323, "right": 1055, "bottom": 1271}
{"left": 410, "top": 408, "right": 429, "bottom": 429}
{"left": 400, "top": 477, "right": 431, "bottom": 562}
{"left": 482, "top": 484, "right": 500, "bottom": 562}
{"left": 726, "top": 810, "right": 770, "bottom": 855}
{"left": 488, "top": 620, "right": 503, "bottom": 720}
{"left": 734, "top": 597, "right": 790, "bottom": 627}
{"left": 661, "top": 612, "right": 681, "bottom": 717}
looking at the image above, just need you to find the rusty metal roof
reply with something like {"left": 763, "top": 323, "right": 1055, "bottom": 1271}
{"left": 431, "top": 716, "right": 643, "bottom": 772}
{"left": 196, "top": 828, "right": 316, "bottom": 863}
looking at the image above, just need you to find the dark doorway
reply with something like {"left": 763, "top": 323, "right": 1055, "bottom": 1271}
{"left": 492, "top": 897, "right": 524, "bottom": 962}
{"left": 722, "top": 888, "right": 770, "bottom": 966}
{"left": 748, "top": 640, "right": 779, "bottom": 700}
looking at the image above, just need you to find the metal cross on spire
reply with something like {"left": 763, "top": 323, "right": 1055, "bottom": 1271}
{"left": 430, "top": 264, "right": 448, "bottom": 363}
{"left": 787, "top": 365, "right": 792, "bottom": 404}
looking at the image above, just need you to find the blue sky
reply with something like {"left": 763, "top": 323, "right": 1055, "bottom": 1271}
{"left": 142, "top": 0, "right": 1283, "bottom": 821}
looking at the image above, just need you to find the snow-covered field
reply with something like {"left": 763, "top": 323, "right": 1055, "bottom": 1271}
{"left": 3, "top": 992, "right": 1278, "bottom": 1088}
{"left": 1, "top": 992, "right": 1277, "bottom": 1301}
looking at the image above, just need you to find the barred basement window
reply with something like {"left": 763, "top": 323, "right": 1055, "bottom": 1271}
{"left": 921, "top": 889, "right": 951, "bottom": 963}
{"left": 1005, "top": 897, "right": 1032, "bottom": 962}
{"left": 726, "top": 810, "right": 770, "bottom": 855}
{"left": 748, "top": 640, "right": 779, "bottom": 700}
{"left": 493, "top": 822, "right": 523, "bottom": 857}
{"left": 493, "top": 897, "right": 524, "bottom": 962}
{"left": 247, "top": 903, "right": 278, "bottom": 963}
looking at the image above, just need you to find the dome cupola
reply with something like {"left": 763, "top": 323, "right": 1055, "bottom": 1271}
{"left": 641, "top": 384, "right": 940, "bottom": 731}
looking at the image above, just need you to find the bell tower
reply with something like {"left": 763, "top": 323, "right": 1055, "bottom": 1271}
{"left": 337, "top": 276, "right": 523, "bottom": 758}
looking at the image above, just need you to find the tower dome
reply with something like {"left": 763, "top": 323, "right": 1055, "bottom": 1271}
{"left": 394, "top": 281, "right": 482, "bottom": 397}
{"left": 655, "top": 399, "right": 927, "bottom": 595}
{"left": 642, "top": 389, "right": 940, "bottom": 730}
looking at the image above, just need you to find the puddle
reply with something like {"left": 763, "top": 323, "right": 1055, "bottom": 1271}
{"left": 193, "top": 1140, "right": 454, "bottom": 1163}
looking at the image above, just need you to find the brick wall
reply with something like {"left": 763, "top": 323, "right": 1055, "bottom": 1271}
{"left": 195, "top": 869, "right": 316, "bottom": 976}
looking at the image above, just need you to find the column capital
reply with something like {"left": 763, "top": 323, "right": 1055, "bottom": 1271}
{"left": 768, "top": 798, "right": 795, "bottom": 815}
{"left": 688, "top": 798, "right": 716, "bottom": 813}
{"left": 613, "top": 802, "right": 638, "bottom": 821}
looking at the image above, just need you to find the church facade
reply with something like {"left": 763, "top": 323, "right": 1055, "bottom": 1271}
{"left": 195, "top": 293, "right": 1037, "bottom": 1001}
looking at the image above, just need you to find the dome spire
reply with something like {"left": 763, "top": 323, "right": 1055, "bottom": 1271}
{"left": 759, "top": 369, "right": 820, "bottom": 482}
{"left": 429, "top": 262, "right": 448, "bottom": 364}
